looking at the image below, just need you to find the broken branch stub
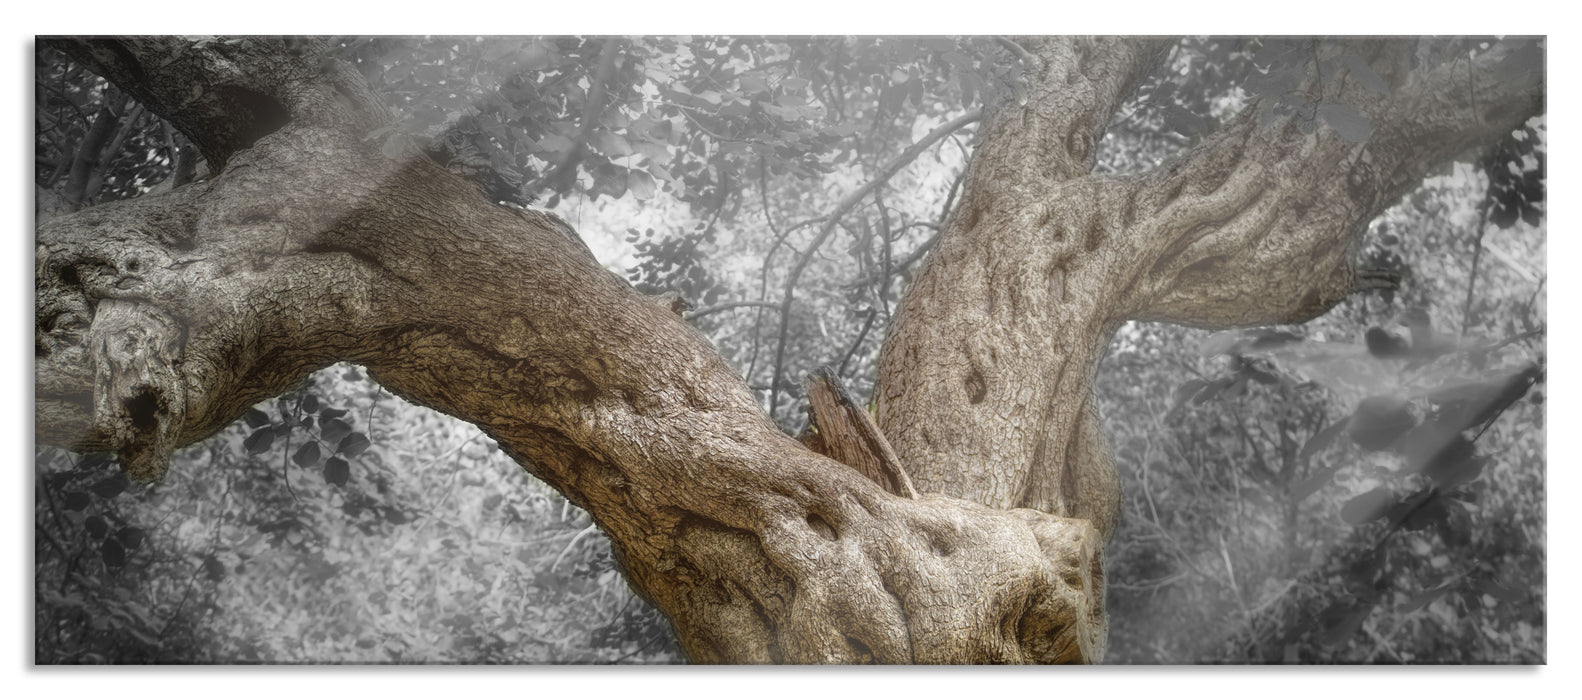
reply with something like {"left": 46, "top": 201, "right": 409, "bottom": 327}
{"left": 802, "top": 367, "right": 917, "bottom": 499}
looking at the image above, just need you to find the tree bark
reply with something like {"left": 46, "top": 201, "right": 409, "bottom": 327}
{"left": 36, "top": 37, "right": 1107, "bottom": 664}
{"left": 876, "top": 37, "right": 1542, "bottom": 543}
{"left": 33, "top": 36, "right": 1541, "bottom": 663}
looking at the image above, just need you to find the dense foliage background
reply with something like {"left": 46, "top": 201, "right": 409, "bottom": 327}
{"left": 34, "top": 36, "right": 1544, "bottom": 663}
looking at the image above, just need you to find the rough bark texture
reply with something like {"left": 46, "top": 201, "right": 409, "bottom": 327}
{"left": 875, "top": 37, "right": 1542, "bottom": 545}
{"left": 34, "top": 36, "right": 1541, "bottom": 663}
{"left": 36, "top": 37, "right": 1106, "bottom": 664}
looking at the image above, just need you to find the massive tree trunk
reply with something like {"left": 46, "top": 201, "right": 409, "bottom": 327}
{"left": 34, "top": 36, "right": 1541, "bottom": 663}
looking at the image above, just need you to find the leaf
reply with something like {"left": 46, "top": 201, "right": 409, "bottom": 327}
{"left": 589, "top": 162, "right": 628, "bottom": 200}
{"left": 85, "top": 515, "right": 109, "bottom": 540}
{"left": 301, "top": 395, "right": 320, "bottom": 414}
{"left": 1399, "top": 494, "right": 1450, "bottom": 532}
{"left": 1244, "top": 67, "right": 1299, "bottom": 96}
{"left": 1400, "top": 424, "right": 1477, "bottom": 485}
{"left": 1340, "top": 487, "right": 1395, "bottom": 525}
{"left": 536, "top": 133, "right": 574, "bottom": 157}
{"left": 1480, "top": 579, "right": 1525, "bottom": 604}
{"left": 202, "top": 554, "right": 226, "bottom": 582}
{"left": 324, "top": 457, "right": 351, "bottom": 486}
{"left": 320, "top": 418, "right": 353, "bottom": 445}
{"left": 320, "top": 408, "right": 349, "bottom": 421}
{"left": 243, "top": 408, "right": 272, "bottom": 429}
{"left": 1347, "top": 396, "right": 1416, "bottom": 451}
{"left": 597, "top": 130, "right": 632, "bottom": 158}
{"left": 1248, "top": 329, "right": 1305, "bottom": 351}
{"left": 339, "top": 433, "right": 372, "bottom": 458}
{"left": 1166, "top": 378, "right": 1208, "bottom": 419}
{"left": 1495, "top": 40, "right": 1544, "bottom": 80}
{"left": 116, "top": 527, "right": 146, "bottom": 551}
{"left": 739, "top": 73, "right": 769, "bottom": 95}
{"left": 1163, "top": 104, "right": 1206, "bottom": 135}
{"left": 1252, "top": 39, "right": 1305, "bottom": 69}
{"left": 1337, "top": 54, "right": 1390, "bottom": 94}
{"left": 627, "top": 170, "right": 657, "bottom": 200}
{"left": 634, "top": 140, "right": 671, "bottom": 164}
{"left": 1299, "top": 419, "right": 1349, "bottom": 466}
{"left": 63, "top": 491, "right": 91, "bottom": 512}
{"left": 1291, "top": 461, "right": 1344, "bottom": 503}
{"left": 1399, "top": 584, "right": 1453, "bottom": 613}
{"left": 243, "top": 426, "right": 276, "bottom": 454}
{"left": 100, "top": 538, "right": 127, "bottom": 568}
{"left": 90, "top": 475, "right": 130, "bottom": 499}
{"left": 1365, "top": 327, "right": 1410, "bottom": 358}
{"left": 293, "top": 441, "right": 323, "bottom": 468}
{"left": 1316, "top": 601, "right": 1375, "bottom": 647}
{"left": 1317, "top": 102, "right": 1372, "bottom": 143}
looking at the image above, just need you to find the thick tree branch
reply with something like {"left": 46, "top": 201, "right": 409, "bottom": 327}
{"left": 35, "top": 35, "right": 1108, "bottom": 664}
{"left": 62, "top": 95, "right": 126, "bottom": 209}
{"left": 46, "top": 36, "right": 390, "bottom": 171}
{"left": 969, "top": 36, "right": 1175, "bottom": 196}
{"left": 876, "top": 37, "right": 1174, "bottom": 529}
{"left": 875, "top": 38, "right": 1541, "bottom": 546}
{"left": 1117, "top": 38, "right": 1544, "bottom": 328}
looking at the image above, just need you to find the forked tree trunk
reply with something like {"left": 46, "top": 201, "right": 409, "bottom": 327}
{"left": 34, "top": 36, "right": 1540, "bottom": 663}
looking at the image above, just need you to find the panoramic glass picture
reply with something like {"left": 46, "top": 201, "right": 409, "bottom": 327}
{"left": 34, "top": 36, "right": 1544, "bottom": 664}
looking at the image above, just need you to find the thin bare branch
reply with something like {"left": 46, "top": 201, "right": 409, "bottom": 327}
{"left": 768, "top": 109, "right": 982, "bottom": 416}
{"left": 685, "top": 300, "right": 782, "bottom": 321}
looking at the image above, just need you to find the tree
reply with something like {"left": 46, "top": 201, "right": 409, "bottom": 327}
{"left": 34, "top": 36, "right": 1543, "bottom": 663}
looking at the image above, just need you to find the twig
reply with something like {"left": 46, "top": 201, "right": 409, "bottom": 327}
{"left": 1461, "top": 200, "right": 1491, "bottom": 336}
{"left": 82, "top": 102, "right": 146, "bottom": 200}
{"left": 995, "top": 36, "right": 1043, "bottom": 72}
{"left": 1108, "top": 572, "right": 1189, "bottom": 592}
{"left": 551, "top": 524, "right": 600, "bottom": 572}
{"left": 768, "top": 109, "right": 982, "bottom": 416}
{"left": 1365, "top": 624, "right": 1406, "bottom": 663}
{"left": 834, "top": 308, "right": 878, "bottom": 379}
{"left": 685, "top": 299, "right": 782, "bottom": 321}
{"left": 280, "top": 428, "right": 300, "bottom": 505}
{"left": 844, "top": 222, "right": 940, "bottom": 288}
{"left": 63, "top": 94, "right": 125, "bottom": 210}
{"left": 1219, "top": 533, "right": 1251, "bottom": 619}
{"left": 412, "top": 434, "right": 483, "bottom": 538}
{"left": 874, "top": 190, "right": 894, "bottom": 322}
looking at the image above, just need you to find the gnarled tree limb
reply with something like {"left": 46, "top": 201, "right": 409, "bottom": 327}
{"left": 35, "top": 35, "right": 1108, "bottom": 664}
